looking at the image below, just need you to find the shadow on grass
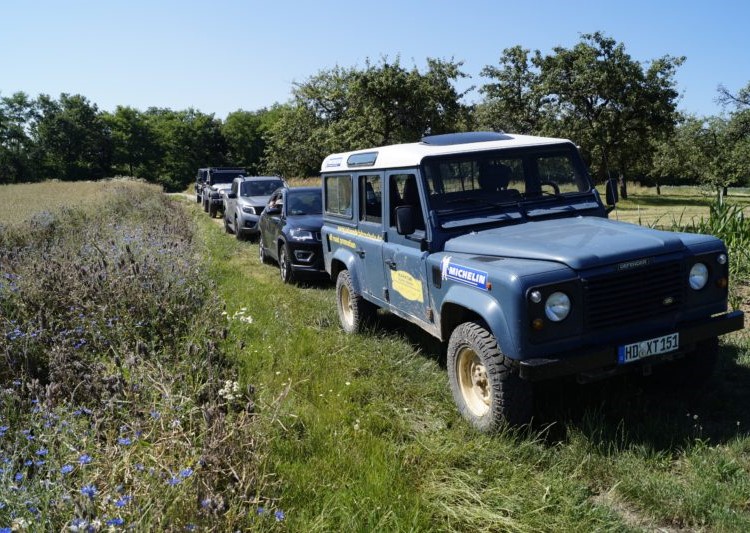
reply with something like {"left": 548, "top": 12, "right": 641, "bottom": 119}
{"left": 364, "top": 312, "right": 749, "bottom": 450}
{"left": 533, "top": 344, "right": 750, "bottom": 450}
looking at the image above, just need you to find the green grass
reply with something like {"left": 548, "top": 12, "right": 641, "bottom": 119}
{"left": 195, "top": 188, "right": 750, "bottom": 531}
{"left": 3, "top": 182, "right": 750, "bottom": 531}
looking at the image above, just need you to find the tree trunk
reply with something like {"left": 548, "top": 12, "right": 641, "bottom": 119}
{"left": 618, "top": 174, "right": 628, "bottom": 200}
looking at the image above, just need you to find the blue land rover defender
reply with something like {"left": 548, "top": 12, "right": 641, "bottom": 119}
{"left": 320, "top": 132, "right": 744, "bottom": 431}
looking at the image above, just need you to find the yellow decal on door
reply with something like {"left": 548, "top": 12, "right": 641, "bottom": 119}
{"left": 390, "top": 270, "right": 424, "bottom": 303}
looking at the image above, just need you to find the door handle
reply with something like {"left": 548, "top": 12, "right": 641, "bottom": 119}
{"left": 356, "top": 249, "right": 366, "bottom": 258}
{"left": 385, "top": 259, "right": 397, "bottom": 270}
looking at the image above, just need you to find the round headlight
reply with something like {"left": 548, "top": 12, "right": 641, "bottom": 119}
{"left": 689, "top": 263, "right": 709, "bottom": 290}
{"left": 545, "top": 292, "right": 571, "bottom": 322}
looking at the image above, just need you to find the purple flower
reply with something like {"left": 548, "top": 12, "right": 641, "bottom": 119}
{"left": 61, "top": 464, "right": 74, "bottom": 475}
{"left": 117, "top": 437, "right": 132, "bottom": 446}
{"left": 106, "top": 517, "right": 125, "bottom": 527}
{"left": 275, "top": 510, "right": 285, "bottom": 521}
{"left": 179, "top": 468, "right": 193, "bottom": 478}
{"left": 36, "top": 448, "right": 48, "bottom": 456}
{"left": 80, "top": 484, "right": 97, "bottom": 499}
{"left": 167, "top": 476, "right": 181, "bottom": 486}
{"left": 14, "top": 472, "right": 23, "bottom": 482}
{"left": 78, "top": 454, "right": 92, "bottom": 465}
{"left": 256, "top": 507, "right": 264, "bottom": 515}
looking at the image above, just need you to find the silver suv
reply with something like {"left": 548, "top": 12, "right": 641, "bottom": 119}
{"left": 223, "top": 175, "right": 286, "bottom": 240}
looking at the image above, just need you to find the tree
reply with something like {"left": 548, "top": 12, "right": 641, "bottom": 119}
{"left": 480, "top": 33, "right": 684, "bottom": 193}
{"left": 477, "top": 46, "right": 546, "bottom": 133}
{"left": 32, "top": 93, "right": 112, "bottom": 181}
{"left": 221, "top": 108, "right": 278, "bottom": 174}
{"left": 0, "top": 92, "right": 38, "bottom": 184}
{"left": 103, "top": 106, "right": 160, "bottom": 179}
{"left": 264, "top": 57, "right": 471, "bottom": 177}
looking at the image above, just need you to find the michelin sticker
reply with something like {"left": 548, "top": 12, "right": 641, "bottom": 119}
{"left": 440, "top": 256, "right": 489, "bottom": 291}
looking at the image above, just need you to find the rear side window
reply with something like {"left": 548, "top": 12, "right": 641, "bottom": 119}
{"left": 324, "top": 175, "right": 353, "bottom": 218}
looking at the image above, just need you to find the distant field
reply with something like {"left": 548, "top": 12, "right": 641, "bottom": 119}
{"left": 0, "top": 179, "right": 153, "bottom": 227}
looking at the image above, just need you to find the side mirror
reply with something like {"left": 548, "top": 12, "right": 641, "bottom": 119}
{"left": 395, "top": 205, "right": 416, "bottom": 235}
{"left": 266, "top": 206, "right": 281, "bottom": 216}
{"left": 605, "top": 178, "right": 619, "bottom": 206}
{"left": 227, "top": 192, "right": 237, "bottom": 199}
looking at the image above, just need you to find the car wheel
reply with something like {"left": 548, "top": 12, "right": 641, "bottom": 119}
{"left": 209, "top": 205, "right": 217, "bottom": 218}
{"left": 447, "top": 321, "right": 533, "bottom": 430}
{"left": 234, "top": 216, "right": 244, "bottom": 240}
{"left": 259, "top": 239, "right": 270, "bottom": 264}
{"left": 196, "top": 194, "right": 201, "bottom": 203}
{"left": 335, "top": 270, "right": 375, "bottom": 333}
{"left": 203, "top": 199, "right": 209, "bottom": 213}
{"left": 224, "top": 214, "right": 232, "bottom": 234}
{"left": 279, "top": 244, "right": 295, "bottom": 283}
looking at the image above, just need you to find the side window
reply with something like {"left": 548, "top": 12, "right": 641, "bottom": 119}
{"left": 359, "top": 174, "right": 382, "bottom": 223}
{"left": 231, "top": 180, "right": 238, "bottom": 195}
{"left": 388, "top": 173, "right": 424, "bottom": 231}
{"left": 324, "top": 175, "right": 353, "bottom": 218}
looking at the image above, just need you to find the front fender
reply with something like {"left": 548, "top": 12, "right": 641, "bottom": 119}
{"left": 328, "top": 246, "right": 366, "bottom": 294}
{"left": 440, "top": 284, "right": 518, "bottom": 359}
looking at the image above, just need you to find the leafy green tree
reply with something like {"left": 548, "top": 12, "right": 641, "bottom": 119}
{"left": 103, "top": 106, "right": 160, "bottom": 179}
{"left": 145, "top": 108, "right": 226, "bottom": 191}
{"left": 477, "top": 46, "right": 546, "bottom": 133}
{"left": 32, "top": 93, "right": 112, "bottom": 181}
{"left": 221, "top": 108, "right": 280, "bottom": 174}
{"left": 264, "top": 57, "right": 471, "bottom": 177}
{"left": 480, "top": 33, "right": 684, "bottom": 193}
{"left": 0, "top": 92, "right": 39, "bottom": 184}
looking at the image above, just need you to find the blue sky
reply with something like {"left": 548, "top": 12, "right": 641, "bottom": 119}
{"left": 2, "top": 0, "right": 748, "bottom": 120}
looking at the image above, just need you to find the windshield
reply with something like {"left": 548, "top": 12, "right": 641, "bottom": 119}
{"left": 212, "top": 172, "right": 243, "bottom": 185}
{"left": 421, "top": 144, "right": 591, "bottom": 213}
{"left": 287, "top": 189, "right": 322, "bottom": 216}
{"left": 241, "top": 179, "right": 284, "bottom": 197}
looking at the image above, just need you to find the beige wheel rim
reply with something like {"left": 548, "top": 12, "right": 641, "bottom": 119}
{"left": 340, "top": 283, "right": 354, "bottom": 326}
{"left": 457, "top": 347, "right": 491, "bottom": 416}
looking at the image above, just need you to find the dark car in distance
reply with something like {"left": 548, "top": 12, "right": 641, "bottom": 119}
{"left": 258, "top": 187, "right": 326, "bottom": 283}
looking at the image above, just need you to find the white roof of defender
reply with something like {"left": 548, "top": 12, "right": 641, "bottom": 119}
{"left": 320, "top": 132, "right": 574, "bottom": 173}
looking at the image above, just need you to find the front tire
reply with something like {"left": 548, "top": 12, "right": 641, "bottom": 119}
{"left": 234, "top": 216, "right": 244, "bottom": 240}
{"left": 258, "top": 239, "right": 270, "bottom": 264}
{"left": 209, "top": 204, "right": 218, "bottom": 218}
{"left": 447, "top": 321, "right": 533, "bottom": 430}
{"left": 224, "top": 214, "right": 232, "bottom": 234}
{"left": 335, "top": 270, "right": 375, "bottom": 333}
{"left": 279, "top": 244, "right": 295, "bottom": 283}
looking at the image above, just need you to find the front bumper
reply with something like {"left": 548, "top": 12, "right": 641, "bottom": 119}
{"left": 237, "top": 213, "right": 260, "bottom": 234}
{"left": 288, "top": 242, "right": 326, "bottom": 277}
{"left": 519, "top": 310, "right": 744, "bottom": 382}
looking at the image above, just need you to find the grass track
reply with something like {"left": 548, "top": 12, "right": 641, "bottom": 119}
{"left": 191, "top": 192, "right": 750, "bottom": 531}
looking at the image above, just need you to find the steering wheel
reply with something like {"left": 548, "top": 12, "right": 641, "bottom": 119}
{"left": 539, "top": 181, "right": 560, "bottom": 195}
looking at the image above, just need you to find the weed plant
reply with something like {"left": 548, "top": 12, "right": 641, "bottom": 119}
{"left": 0, "top": 183, "right": 277, "bottom": 530}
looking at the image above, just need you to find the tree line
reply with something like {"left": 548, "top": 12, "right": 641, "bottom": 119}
{"left": 1, "top": 32, "right": 748, "bottom": 193}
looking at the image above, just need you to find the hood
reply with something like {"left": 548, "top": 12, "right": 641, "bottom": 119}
{"left": 240, "top": 195, "right": 272, "bottom": 206}
{"left": 211, "top": 183, "right": 232, "bottom": 191}
{"left": 444, "top": 217, "right": 688, "bottom": 270}
{"left": 286, "top": 213, "right": 323, "bottom": 229}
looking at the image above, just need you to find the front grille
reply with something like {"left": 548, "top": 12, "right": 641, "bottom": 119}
{"left": 583, "top": 261, "right": 684, "bottom": 330}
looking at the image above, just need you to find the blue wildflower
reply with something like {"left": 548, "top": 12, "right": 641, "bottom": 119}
{"left": 61, "top": 464, "right": 74, "bottom": 475}
{"left": 275, "top": 510, "right": 285, "bottom": 521}
{"left": 150, "top": 410, "right": 161, "bottom": 419}
{"left": 117, "top": 437, "right": 132, "bottom": 446}
{"left": 80, "top": 484, "right": 97, "bottom": 499}
{"left": 200, "top": 498, "right": 211, "bottom": 508}
{"left": 167, "top": 476, "right": 181, "bottom": 486}
{"left": 114, "top": 496, "right": 131, "bottom": 508}
{"left": 134, "top": 463, "right": 144, "bottom": 472}
{"left": 0, "top": 527, "right": 11, "bottom": 533}
{"left": 14, "top": 472, "right": 23, "bottom": 482}
{"left": 256, "top": 507, "right": 264, "bottom": 515}
{"left": 36, "top": 448, "right": 48, "bottom": 456}
{"left": 78, "top": 454, "right": 92, "bottom": 465}
{"left": 35, "top": 460, "right": 46, "bottom": 467}
{"left": 24, "top": 459, "right": 33, "bottom": 466}
{"left": 179, "top": 467, "right": 193, "bottom": 478}
{"left": 106, "top": 517, "right": 124, "bottom": 527}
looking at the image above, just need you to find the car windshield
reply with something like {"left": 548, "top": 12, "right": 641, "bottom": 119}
{"left": 212, "top": 172, "right": 243, "bottom": 184}
{"left": 287, "top": 190, "right": 322, "bottom": 215}
{"left": 241, "top": 179, "right": 284, "bottom": 197}
{"left": 421, "top": 144, "right": 591, "bottom": 214}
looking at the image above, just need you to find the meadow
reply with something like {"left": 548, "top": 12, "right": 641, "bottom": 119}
{"left": 2, "top": 181, "right": 750, "bottom": 531}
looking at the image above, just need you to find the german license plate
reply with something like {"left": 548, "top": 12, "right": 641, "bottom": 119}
{"left": 617, "top": 333, "right": 679, "bottom": 364}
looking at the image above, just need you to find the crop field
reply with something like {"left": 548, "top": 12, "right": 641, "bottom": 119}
{"left": 2, "top": 181, "right": 750, "bottom": 531}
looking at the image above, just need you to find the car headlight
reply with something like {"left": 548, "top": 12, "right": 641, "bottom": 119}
{"left": 290, "top": 228, "right": 314, "bottom": 241}
{"left": 545, "top": 292, "right": 571, "bottom": 322}
{"left": 689, "top": 262, "right": 709, "bottom": 290}
{"left": 242, "top": 206, "right": 257, "bottom": 214}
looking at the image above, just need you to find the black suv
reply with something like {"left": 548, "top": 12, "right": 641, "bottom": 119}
{"left": 200, "top": 167, "right": 247, "bottom": 217}
{"left": 195, "top": 168, "right": 209, "bottom": 202}
{"left": 258, "top": 186, "right": 326, "bottom": 283}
